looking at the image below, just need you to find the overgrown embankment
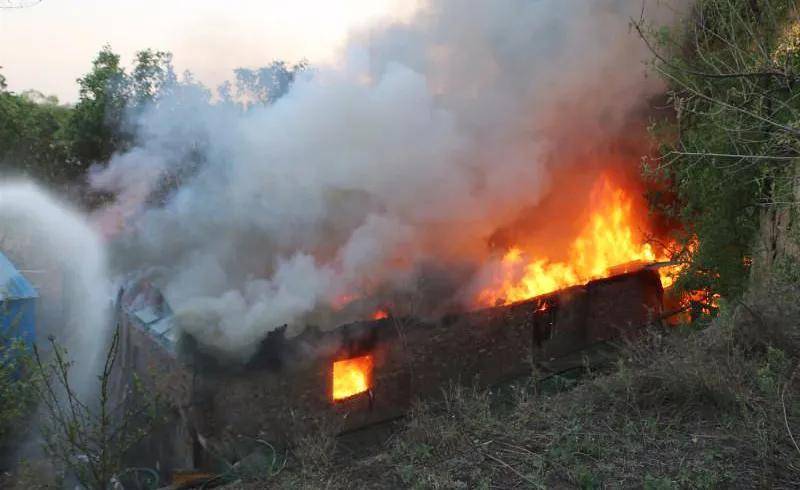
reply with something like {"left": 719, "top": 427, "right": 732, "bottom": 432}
{"left": 257, "top": 273, "right": 799, "bottom": 489}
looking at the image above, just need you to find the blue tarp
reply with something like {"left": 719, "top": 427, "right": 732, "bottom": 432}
{"left": 0, "top": 251, "right": 37, "bottom": 345}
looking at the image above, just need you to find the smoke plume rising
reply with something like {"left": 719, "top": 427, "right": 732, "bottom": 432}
{"left": 0, "top": 182, "right": 109, "bottom": 387}
{"left": 94, "top": 0, "right": 682, "bottom": 358}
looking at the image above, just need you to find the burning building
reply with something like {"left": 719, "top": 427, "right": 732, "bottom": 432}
{"left": 96, "top": 0, "right": 688, "bottom": 476}
{"left": 114, "top": 260, "right": 666, "bottom": 473}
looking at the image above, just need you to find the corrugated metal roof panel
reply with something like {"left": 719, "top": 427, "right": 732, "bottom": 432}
{"left": 132, "top": 306, "right": 161, "bottom": 326}
{"left": 149, "top": 316, "right": 173, "bottom": 336}
{"left": 0, "top": 251, "right": 38, "bottom": 301}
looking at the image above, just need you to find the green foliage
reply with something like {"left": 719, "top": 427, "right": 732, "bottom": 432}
{"left": 32, "top": 324, "right": 165, "bottom": 489}
{"left": 0, "top": 45, "right": 305, "bottom": 197}
{"left": 756, "top": 346, "right": 788, "bottom": 395}
{"left": 0, "top": 88, "right": 71, "bottom": 182}
{"left": 641, "top": 0, "right": 800, "bottom": 299}
{"left": 129, "top": 49, "right": 176, "bottom": 109}
{"left": 0, "top": 338, "right": 38, "bottom": 444}
{"left": 643, "top": 474, "right": 676, "bottom": 489}
{"left": 575, "top": 467, "right": 601, "bottom": 489}
{"left": 66, "top": 45, "right": 130, "bottom": 170}
{"left": 232, "top": 59, "right": 308, "bottom": 106}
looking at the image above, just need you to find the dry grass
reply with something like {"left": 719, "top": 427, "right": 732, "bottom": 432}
{"left": 263, "top": 272, "right": 800, "bottom": 489}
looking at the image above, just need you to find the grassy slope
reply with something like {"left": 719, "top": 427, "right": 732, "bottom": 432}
{"left": 251, "top": 274, "right": 800, "bottom": 489}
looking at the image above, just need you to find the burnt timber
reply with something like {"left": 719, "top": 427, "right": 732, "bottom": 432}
{"left": 113, "top": 268, "right": 663, "bottom": 472}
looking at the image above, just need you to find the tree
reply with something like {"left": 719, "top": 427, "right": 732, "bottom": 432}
{"left": 0, "top": 47, "right": 311, "bottom": 198}
{"left": 129, "top": 49, "right": 177, "bottom": 109}
{"left": 0, "top": 82, "right": 72, "bottom": 183}
{"left": 66, "top": 46, "right": 205, "bottom": 173}
{"left": 639, "top": 0, "right": 800, "bottom": 298}
{"left": 66, "top": 45, "right": 130, "bottom": 170}
{"left": 233, "top": 59, "right": 308, "bottom": 106}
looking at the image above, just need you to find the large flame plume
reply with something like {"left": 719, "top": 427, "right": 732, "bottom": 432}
{"left": 477, "top": 177, "right": 671, "bottom": 307}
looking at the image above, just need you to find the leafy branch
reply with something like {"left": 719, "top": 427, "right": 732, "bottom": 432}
{"left": 31, "top": 320, "right": 164, "bottom": 488}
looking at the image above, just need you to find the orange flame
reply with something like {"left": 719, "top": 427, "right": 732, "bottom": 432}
{"left": 372, "top": 309, "right": 389, "bottom": 320}
{"left": 478, "top": 178, "right": 671, "bottom": 306}
{"left": 332, "top": 355, "right": 373, "bottom": 401}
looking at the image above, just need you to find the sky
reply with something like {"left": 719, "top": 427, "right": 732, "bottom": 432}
{"left": 0, "top": 0, "right": 418, "bottom": 103}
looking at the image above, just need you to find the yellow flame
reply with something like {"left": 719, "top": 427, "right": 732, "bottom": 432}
{"left": 332, "top": 355, "right": 373, "bottom": 400}
{"left": 478, "top": 179, "right": 670, "bottom": 306}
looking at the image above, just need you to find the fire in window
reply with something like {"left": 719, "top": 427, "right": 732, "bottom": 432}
{"left": 332, "top": 354, "right": 373, "bottom": 401}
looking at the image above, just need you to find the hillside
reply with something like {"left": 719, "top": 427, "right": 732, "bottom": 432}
{"left": 260, "top": 274, "right": 800, "bottom": 488}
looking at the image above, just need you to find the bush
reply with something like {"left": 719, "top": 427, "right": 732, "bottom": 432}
{"left": 31, "top": 325, "right": 165, "bottom": 489}
{"left": 640, "top": 0, "right": 800, "bottom": 299}
{"left": 0, "top": 338, "right": 38, "bottom": 466}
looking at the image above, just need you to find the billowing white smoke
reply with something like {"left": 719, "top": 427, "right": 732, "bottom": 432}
{"left": 93, "top": 0, "right": 682, "bottom": 357}
{"left": 0, "top": 182, "right": 109, "bottom": 388}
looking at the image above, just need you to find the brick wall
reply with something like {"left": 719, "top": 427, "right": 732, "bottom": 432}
{"left": 114, "top": 268, "right": 663, "bottom": 471}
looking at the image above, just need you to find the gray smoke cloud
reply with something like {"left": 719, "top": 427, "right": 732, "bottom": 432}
{"left": 0, "top": 182, "right": 110, "bottom": 389}
{"left": 93, "top": 0, "right": 683, "bottom": 357}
